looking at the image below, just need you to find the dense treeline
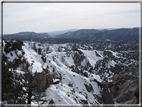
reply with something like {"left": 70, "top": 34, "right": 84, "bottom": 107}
{"left": 4, "top": 38, "right": 81, "bottom": 44}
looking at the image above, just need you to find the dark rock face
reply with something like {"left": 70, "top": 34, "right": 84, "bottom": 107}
{"left": 98, "top": 82, "right": 114, "bottom": 104}
{"left": 80, "top": 99, "right": 88, "bottom": 104}
{"left": 93, "top": 73, "right": 139, "bottom": 105}
{"left": 104, "top": 50, "right": 115, "bottom": 59}
{"left": 121, "top": 67, "right": 139, "bottom": 76}
{"left": 92, "top": 79, "right": 114, "bottom": 104}
{"left": 73, "top": 50, "right": 85, "bottom": 66}
{"left": 32, "top": 70, "right": 53, "bottom": 93}
{"left": 95, "top": 51, "right": 101, "bottom": 57}
{"left": 102, "top": 87, "right": 114, "bottom": 104}
{"left": 84, "top": 83, "right": 93, "bottom": 92}
{"left": 113, "top": 80, "right": 139, "bottom": 104}
{"left": 108, "top": 73, "right": 139, "bottom": 104}
{"left": 93, "top": 94, "right": 104, "bottom": 104}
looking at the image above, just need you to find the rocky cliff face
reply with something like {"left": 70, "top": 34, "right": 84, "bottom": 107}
{"left": 108, "top": 74, "right": 139, "bottom": 104}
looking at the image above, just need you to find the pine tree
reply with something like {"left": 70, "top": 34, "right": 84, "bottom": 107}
{"left": 16, "top": 61, "right": 47, "bottom": 104}
{"left": 2, "top": 60, "right": 14, "bottom": 103}
{"left": 38, "top": 48, "right": 42, "bottom": 55}
{"left": 2, "top": 39, "right": 48, "bottom": 104}
{"left": 17, "top": 61, "right": 35, "bottom": 104}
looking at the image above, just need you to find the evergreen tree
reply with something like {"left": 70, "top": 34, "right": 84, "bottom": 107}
{"left": 16, "top": 61, "right": 46, "bottom": 104}
{"left": 2, "top": 39, "right": 48, "bottom": 104}
{"left": 2, "top": 60, "right": 14, "bottom": 103}
{"left": 41, "top": 54, "right": 46, "bottom": 62}
{"left": 38, "top": 48, "right": 42, "bottom": 55}
{"left": 18, "top": 61, "right": 35, "bottom": 104}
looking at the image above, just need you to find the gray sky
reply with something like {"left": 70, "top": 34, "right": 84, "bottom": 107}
{"left": 3, "top": 3, "right": 140, "bottom": 34}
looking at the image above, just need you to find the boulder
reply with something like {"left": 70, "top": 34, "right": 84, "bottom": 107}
{"left": 32, "top": 71, "right": 47, "bottom": 92}
{"left": 32, "top": 70, "right": 53, "bottom": 93}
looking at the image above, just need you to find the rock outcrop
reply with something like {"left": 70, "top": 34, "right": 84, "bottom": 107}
{"left": 112, "top": 79, "right": 139, "bottom": 104}
{"left": 32, "top": 69, "right": 53, "bottom": 93}
{"left": 108, "top": 73, "right": 139, "bottom": 104}
{"left": 92, "top": 79, "right": 114, "bottom": 104}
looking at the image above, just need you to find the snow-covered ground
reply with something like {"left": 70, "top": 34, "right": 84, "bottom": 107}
{"left": 79, "top": 49, "right": 103, "bottom": 67}
{"left": 4, "top": 40, "right": 133, "bottom": 105}
{"left": 22, "top": 42, "right": 103, "bottom": 105}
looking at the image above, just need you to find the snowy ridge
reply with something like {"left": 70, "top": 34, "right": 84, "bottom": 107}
{"left": 17, "top": 42, "right": 103, "bottom": 105}
{"left": 79, "top": 49, "right": 103, "bottom": 67}
{"left": 22, "top": 44, "right": 43, "bottom": 73}
{"left": 4, "top": 40, "right": 135, "bottom": 105}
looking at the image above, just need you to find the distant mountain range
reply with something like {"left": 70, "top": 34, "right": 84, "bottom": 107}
{"left": 44, "top": 28, "right": 117, "bottom": 36}
{"left": 3, "top": 32, "right": 50, "bottom": 41}
{"left": 3, "top": 27, "right": 139, "bottom": 43}
{"left": 56, "top": 27, "right": 139, "bottom": 43}
{"left": 46, "top": 29, "right": 79, "bottom": 36}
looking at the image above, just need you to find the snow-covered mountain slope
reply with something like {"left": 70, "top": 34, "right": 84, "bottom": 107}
{"left": 3, "top": 40, "right": 104, "bottom": 105}
{"left": 2, "top": 40, "right": 139, "bottom": 105}
{"left": 24, "top": 42, "right": 104, "bottom": 105}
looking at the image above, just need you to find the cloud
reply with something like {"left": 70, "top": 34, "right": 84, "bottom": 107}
{"left": 3, "top": 3, "right": 140, "bottom": 34}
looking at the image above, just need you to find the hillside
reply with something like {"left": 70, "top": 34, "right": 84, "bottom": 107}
{"left": 47, "top": 29, "right": 78, "bottom": 36}
{"left": 3, "top": 27, "right": 139, "bottom": 44}
{"left": 56, "top": 28, "right": 139, "bottom": 43}
{"left": 3, "top": 32, "right": 50, "bottom": 41}
{"left": 2, "top": 39, "right": 139, "bottom": 105}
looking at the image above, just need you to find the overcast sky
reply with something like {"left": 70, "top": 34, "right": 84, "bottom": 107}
{"left": 3, "top": 3, "right": 140, "bottom": 34}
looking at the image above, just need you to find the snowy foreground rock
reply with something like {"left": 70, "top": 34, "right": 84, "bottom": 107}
{"left": 2, "top": 40, "right": 139, "bottom": 105}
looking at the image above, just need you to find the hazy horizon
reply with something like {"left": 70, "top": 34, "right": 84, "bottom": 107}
{"left": 3, "top": 27, "right": 140, "bottom": 35}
